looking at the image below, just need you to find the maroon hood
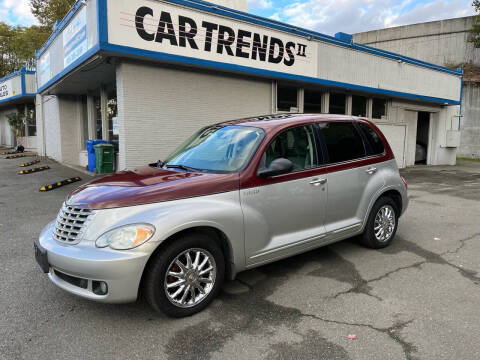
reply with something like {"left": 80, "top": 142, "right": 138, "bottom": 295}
{"left": 67, "top": 166, "right": 240, "bottom": 209}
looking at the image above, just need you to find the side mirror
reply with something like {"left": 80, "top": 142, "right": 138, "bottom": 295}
{"left": 258, "top": 158, "right": 293, "bottom": 178}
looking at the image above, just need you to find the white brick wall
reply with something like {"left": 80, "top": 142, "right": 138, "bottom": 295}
{"left": 41, "top": 95, "right": 84, "bottom": 165}
{"left": 117, "top": 62, "right": 273, "bottom": 169}
{"left": 58, "top": 96, "right": 83, "bottom": 165}
{"left": 43, "top": 95, "right": 62, "bottom": 161}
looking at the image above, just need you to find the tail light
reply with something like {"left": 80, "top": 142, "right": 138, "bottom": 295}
{"left": 400, "top": 176, "right": 408, "bottom": 189}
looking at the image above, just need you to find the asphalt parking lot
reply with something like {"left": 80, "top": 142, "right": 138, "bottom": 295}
{"left": 1, "top": 150, "right": 479, "bottom": 360}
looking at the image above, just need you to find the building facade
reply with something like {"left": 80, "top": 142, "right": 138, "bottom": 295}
{"left": 34, "top": 0, "right": 463, "bottom": 170}
{"left": 0, "top": 67, "right": 37, "bottom": 149}
{"left": 353, "top": 16, "right": 480, "bottom": 159}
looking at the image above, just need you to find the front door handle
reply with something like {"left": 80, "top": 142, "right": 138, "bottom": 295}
{"left": 366, "top": 167, "right": 377, "bottom": 175}
{"left": 310, "top": 178, "right": 327, "bottom": 186}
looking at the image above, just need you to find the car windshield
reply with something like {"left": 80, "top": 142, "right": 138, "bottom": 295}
{"left": 164, "top": 125, "right": 265, "bottom": 173}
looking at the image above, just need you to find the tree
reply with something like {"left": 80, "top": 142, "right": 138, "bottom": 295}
{"left": 0, "top": 22, "right": 50, "bottom": 78}
{"left": 0, "top": 0, "right": 74, "bottom": 77}
{"left": 6, "top": 112, "right": 25, "bottom": 146}
{"left": 471, "top": 0, "right": 480, "bottom": 48}
{"left": 30, "top": 0, "right": 76, "bottom": 28}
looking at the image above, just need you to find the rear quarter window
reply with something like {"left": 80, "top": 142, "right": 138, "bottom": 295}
{"left": 357, "top": 122, "right": 386, "bottom": 156}
{"left": 319, "top": 122, "right": 366, "bottom": 164}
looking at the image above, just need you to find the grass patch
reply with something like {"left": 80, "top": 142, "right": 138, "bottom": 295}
{"left": 457, "top": 157, "right": 480, "bottom": 162}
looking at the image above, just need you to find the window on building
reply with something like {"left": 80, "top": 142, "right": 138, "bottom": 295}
{"left": 81, "top": 95, "right": 88, "bottom": 149}
{"left": 318, "top": 122, "right": 366, "bottom": 164}
{"left": 106, "top": 85, "right": 118, "bottom": 151}
{"left": 26, "top": 104, "right": 36, "bottom": 136}
{"left": 304, "top": 89, "right": 323, "bottom": 113}
{"left": 357, "top": 122, "right": 385, "bottom": 156}
{"left": 94, "top": 92, "right": 102, "bottom": 139}
{"left": 329, "top": 93, "right": 346, "bottom": 115}
{"left": 372, "top": 98, "right": 387, "bottom": 119}
{"left": 277, "top": 85, "right": 298, "bottom": 112}
{"left": 352, "top": 95, "right": 367, "bottom": 117}
{"left": 261, "top": 125, "right": 317, "bottom": 171}
{"left": 11, "top": 107, "right": 25, "bottom": 137}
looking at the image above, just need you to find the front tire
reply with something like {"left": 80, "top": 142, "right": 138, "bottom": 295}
{"left": 360, "top": 197, "right": 399, "bottom": 249}
{"left": 143, "top": 232, "right": 225, "bottom": 317}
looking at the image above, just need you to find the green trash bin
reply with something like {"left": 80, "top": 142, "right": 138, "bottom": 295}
{"left": 94, "top": 143, "right": 115, "bottom": 174}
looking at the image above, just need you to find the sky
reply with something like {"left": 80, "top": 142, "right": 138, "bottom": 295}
{"left": 0, "top": 0, "right": 37, "bottom": 27}
{"left": 247, "top": 0, "right": 476, "bottom": 35}
{"left": 0, "top": 0, "right": 477, "bottom": 34}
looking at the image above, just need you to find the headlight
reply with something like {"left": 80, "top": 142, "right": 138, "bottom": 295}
{"left": 96, "top": 224, "right": 155, "bottom": 250}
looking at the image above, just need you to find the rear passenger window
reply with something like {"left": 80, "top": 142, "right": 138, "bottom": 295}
{"left": 319, "top": 122, "right": 366, "bottom": 164}
{"left": 357, "top": 122, "right": 385, "bottom": 156}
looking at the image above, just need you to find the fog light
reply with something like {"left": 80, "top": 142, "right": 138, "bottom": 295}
{"left": 92, "top": 281, "right": 108, "bottom": 295}
{"left": 79, "top": 279, "right": 88, "bottom": 289}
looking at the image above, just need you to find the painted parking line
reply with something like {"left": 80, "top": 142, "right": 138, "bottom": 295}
{"left": 18, "top": 166, "right": 50, "bottom": 175}
{"left": 40, "top": 177, "right": 82, "bottom": 192}
{"left": 20, "top": 159, "right": 41, "bottom": 167}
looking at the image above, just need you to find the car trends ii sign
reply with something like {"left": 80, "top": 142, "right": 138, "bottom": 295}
{"left": 0, "top": 80, "right": 14, "bottom": 101}
{"left": 107, "top": 0, "right": 317, "bottom": 78}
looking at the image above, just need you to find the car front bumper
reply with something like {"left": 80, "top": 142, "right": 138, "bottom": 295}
{"left": 37, "top": 222, "right": 157, "bottom": 304}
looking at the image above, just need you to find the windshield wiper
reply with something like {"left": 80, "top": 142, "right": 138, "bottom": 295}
{"left": 165, "top": 164, "right": 202, "bottom": 172}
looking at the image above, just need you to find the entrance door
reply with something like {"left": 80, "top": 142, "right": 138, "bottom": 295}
{"left": 415, "top": 112, "right": 430, "bottom": 165}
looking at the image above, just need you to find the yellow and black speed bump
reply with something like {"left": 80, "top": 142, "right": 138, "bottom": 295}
{"left": 40, "top": 177, "right": 81, "bottom": 192}
{"left": 6, "top": 154, "right": 28, "bottom": 159}
{"left": 20, "top": 159, "right": 41, "bottom": 167}
{"left": 1, "top": 150, "right": 15, "bottom": 155}
{"left": 18, "top": 165, "right": 50, "bottom": 175}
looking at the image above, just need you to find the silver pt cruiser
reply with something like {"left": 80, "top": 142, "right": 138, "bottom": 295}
{"left": 35, "top": 114, "right": 408, "bottom": 317}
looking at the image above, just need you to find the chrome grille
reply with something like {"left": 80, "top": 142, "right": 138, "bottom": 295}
{"left": 53, "top": 203, "right": 93, "bottom": 244}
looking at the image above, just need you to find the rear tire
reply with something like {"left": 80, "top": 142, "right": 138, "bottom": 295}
{"left": 143, "top": 232, "right": 225, "bottom": 317}
{"left": 360, "top": 196, "right": 399, "bottom": 249}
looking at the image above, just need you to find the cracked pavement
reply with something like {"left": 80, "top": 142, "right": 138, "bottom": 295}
{"left": 1, "top": 153, "right": 480, "bottom": 360}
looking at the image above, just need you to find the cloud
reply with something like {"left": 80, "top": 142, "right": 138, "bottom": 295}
{"left": 247, "top": 0, "right": 274, "bottom": 10}
{"left": 0, "top": 0, "right": 37, "bottom": 26}
{"left": 260, "top": 0, "right": 476, "bottom": 35}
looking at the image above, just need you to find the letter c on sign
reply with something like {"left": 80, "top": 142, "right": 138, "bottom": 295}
{"left": 136, "top": 7, "right": 155, "bottom": 41}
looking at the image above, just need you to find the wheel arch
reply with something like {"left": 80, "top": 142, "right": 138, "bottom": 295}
{"left": 379, "top": 189, "right": 403, "bottom": 215}
{"left": 138, "top": 225, "right": 236, "bottom": 298}
{"left": 362, "top": 187, "right": 404, "bottom": 232}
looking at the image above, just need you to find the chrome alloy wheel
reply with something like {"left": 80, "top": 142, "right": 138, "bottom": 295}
{"left": 164, "top": 248, "right": 217, "bottom": 308}
{"left": 374, "top": 205, "right": 396, "bottom": 242}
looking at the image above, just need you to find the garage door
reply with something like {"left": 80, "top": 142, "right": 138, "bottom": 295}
{"left": 377, "top": 124, "right": 406, "bottom": 168}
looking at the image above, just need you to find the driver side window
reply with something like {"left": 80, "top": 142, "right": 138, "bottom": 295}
{"left": 260, "top": 125, "right": 318, "bottom": 172}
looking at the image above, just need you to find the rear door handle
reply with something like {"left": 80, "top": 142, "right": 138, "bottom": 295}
{"left": 310, "top": 178, "right": 327, "bottom": 186}
{"left": 366, "top": 167, "right": 377, "bottom": 175}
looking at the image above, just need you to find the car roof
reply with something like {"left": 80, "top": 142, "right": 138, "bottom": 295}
{"left": 217, "top": 113, "right": 370, "bottom": 131}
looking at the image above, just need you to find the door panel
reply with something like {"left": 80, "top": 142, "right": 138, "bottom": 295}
{"left": 318, "top": 121, "right": 386, "bottom": 237}
{"left": 242, "top": 174, "right": 327, "bottom": 266}
{"left": 324, "top": 167, "right": 363, "bottom": 234}
{"left": 242, "top": 124, "right": 327, "bottom": 266}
